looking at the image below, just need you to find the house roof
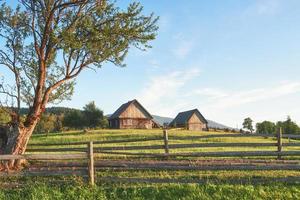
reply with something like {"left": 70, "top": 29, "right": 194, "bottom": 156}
{"left": 151, "top": 119, "right": 162, "bottom": 127}
{"left": 109, "top": 99, "right": 153, "bottom": 120}
{"left": 169, "top": 109, "right": 207, "bottom": 126}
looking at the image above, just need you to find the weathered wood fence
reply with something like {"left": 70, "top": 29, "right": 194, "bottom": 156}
{"left": 1, "top": 128, "right": 300, "bottom": 185}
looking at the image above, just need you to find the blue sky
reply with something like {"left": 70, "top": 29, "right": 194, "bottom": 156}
{"left": 2, "top": 0, "right": 300, "bottom": 128}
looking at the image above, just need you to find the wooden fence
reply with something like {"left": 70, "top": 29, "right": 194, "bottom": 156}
{"left": 1, "top": 128, "right": 300, "bottom": 185}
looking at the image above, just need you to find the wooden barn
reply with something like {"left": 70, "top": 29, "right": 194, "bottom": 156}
{"left": 108, "top": 99, "right": 155, "bottom": 129}
{"left": 169, "top": 109, "right": 208, "bottom": 131}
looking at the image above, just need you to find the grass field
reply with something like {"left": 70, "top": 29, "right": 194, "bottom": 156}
{"left": 1, "top": 129, "right": 300, "bottom": 199}
{"left": 1, "top": 181, "right": 300, "bottom": 200}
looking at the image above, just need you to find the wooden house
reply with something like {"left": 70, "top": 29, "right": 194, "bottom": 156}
{"left": 169, "top": 109, "right": 208, "bottom": 131}
{"left": 108, "top": 99, "right": 154, "bottom": 129}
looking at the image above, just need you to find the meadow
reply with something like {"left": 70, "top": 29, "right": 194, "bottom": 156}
{"left": 1, "top": 129, "right": 300, "bottom": 199}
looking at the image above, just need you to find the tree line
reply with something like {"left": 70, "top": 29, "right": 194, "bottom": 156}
{"left": 243, "top": 116, "right": 300, "bottom": 135}
{"left": 0, "top": 102, "right": 108, "bottom": 134}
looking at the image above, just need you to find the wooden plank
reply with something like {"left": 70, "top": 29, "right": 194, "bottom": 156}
{"left": 282, "top": 134, "right": 300, "bottom": 139}
{"left": 28, "top": 137, "right": 162, "bottom": 147}
{"left": 0, "top": 170, "right": 86, "bottom": 177}
{"left": 283, "top": 143, "right": 300, "bottom": 146}
{"left": 277, "top": 127, "right": 283, "bottom": 159}
{"left": 163, "top": 129, "right": 169, "bottom": 154}
{"left": 98, "top": 177, "right": 300, "bottom": 184}
{"left": 26, "top": 148, "right": 87, "bottom": 152}
{"left": 168, "top": 143, "right": 277, "bottom": 148}
{"left": 98, "top": 150, "right": 300, "bottom": 157}
{"left": 88, "top": 141, "right": 95, "bottom": 186}
{"left": 26, "top": 142, "right": 281, "bottom": 153}
{"left": 30, "top": 159, "right": 300, "bottom": 168}
{"left": 95, "top": 164, "right": 300, "bottom": 171}
{"left": 168, "top": 134, "right": 274, "bottom": 140}
{"left": 31, "top": 162, "right": 88, "bottom": 168}
{"left": 0, "top": 153, "right": 87, "bottom": 161}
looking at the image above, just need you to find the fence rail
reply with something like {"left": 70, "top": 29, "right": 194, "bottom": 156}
{"left": 1, "top": 128, "right": 300, "bottom": 185}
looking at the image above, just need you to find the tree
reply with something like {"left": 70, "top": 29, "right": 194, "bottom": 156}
{"left": 54, "top": 114, "right": 64, "bottom": 132}
{"left": 63, "top": 110, "right": 85, "bottom": 129}
{"left": 256, "top": 121, "right": 276, "bottom": 134}
{"left": 0, "top": 110, "right": 10, "bottom": 124}
{"left": 83, "top": 101, "right": 104, "bottom": 128}
{"left": 277, "top": 116, "right": 300, "bottom": 135}
{"left": 0, "top": 0, "right": 158, "bottom": 169}
{"left": 243, "top": 117, "right": 254, "bottom": 133}
{"left": 34, "top": 114, "right": 56, "bottom": 134}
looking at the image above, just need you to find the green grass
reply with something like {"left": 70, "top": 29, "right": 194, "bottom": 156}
{"left": 2, "top": 129, "right": 300, "bottom": 199}
{"left": 0, "top": 180, "right": 300, "bottom": 200}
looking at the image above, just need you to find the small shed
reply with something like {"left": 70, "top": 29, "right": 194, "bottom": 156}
{"left": 108, "top": 99, "right": 154, "bottom": 129}
{"left": 169, "top": 109, "right": 208, "bottom": 131}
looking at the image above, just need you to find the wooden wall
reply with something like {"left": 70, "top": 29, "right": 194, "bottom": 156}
{"left": 187, "top": 113, "right": 207, "bottom": 131}
{"left": 119, "top": 103, "right": 148, "bottom": 119}
{"left": 119, "top": 118, "right": 153, "bottom": 129}
{"left": 109, "top": 102, "right": 153, "bottom": 129}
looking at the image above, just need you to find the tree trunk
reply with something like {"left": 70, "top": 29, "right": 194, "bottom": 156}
{"left": 0, "top": 121, "right": 37, "bottom": 171}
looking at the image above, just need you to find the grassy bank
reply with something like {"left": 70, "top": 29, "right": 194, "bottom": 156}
{"left": 1, "top": 181, "right": 300, "bottom": 200}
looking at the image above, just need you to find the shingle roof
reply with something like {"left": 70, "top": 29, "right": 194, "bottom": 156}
{"left": 109, "top": 99, "right": 153, "bottom": 120}
{"left": 169, "top": 109, "right": 207, "bottom": 126}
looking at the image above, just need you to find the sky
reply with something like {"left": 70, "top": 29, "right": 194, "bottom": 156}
{"left": 2, "top": 0, "right": 300, "bottom": 128}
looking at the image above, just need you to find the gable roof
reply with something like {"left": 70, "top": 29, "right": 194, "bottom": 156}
{"left": 109, "top": 99, "right": 153, "bottom": 120}
{"left": 169, "top": 109, "right": 207, "bottom": 126}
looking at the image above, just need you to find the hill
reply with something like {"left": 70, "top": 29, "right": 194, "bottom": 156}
{"left": 19, "top": 107, "right": 81, "bottom": 115}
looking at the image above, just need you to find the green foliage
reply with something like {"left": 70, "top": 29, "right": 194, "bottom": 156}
{"left": 256, "top": 116, "right": 300, "bottom": 135}
{"left": 83, "top": 101, "right": 105, "bottom": 128}
{"left": 34, "top": 114, "right": 63, "bottom": 134}
{"left": 63, "top": 110, "right": 85, "bottom": 129}
{"left": 277, "top": 116, "right": 300, "bottom": 135}
{"left": 63, "top": 102, "right": 107, "bottom": 129}
{"left": 243, "top": 117, "right": 254, "bottom": 133}
{"left": 256, "top": 121, "right": 276, "bottom": 134}
{"left": 0, "top": 110, "right": 10, "bottom": 124}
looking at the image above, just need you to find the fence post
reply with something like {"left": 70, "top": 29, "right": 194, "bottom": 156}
{"left": 277, "top": 127, "right": 282, "bottom": 160}
{"left": 88, "top": 141, "right": 95, "bottom": 186}
{"left": 163, "top": 129, "right": 169, "bottom": 157}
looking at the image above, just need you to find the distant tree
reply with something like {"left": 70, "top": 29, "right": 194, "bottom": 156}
{"left": 99, "top": 118, "right": 109, "bottom": 129}
{"left": 83, "top": 102, "right": 104, "bottom": 128}
{"left": 54, "top": 114, "right": 64, "bottom": 132}
{"left": 256, "top": 121, "right": 276, "bottom": 134}
{"left": 0, "top": 110, "right": 10, "bottom": 124}
{"left": 63, "top": 110, "right": 85, "bottom": 129}
{"left": 277, "top": 116, "right": 300, "bottom": 135}
{"left": 243, "top": 117, "right": 254, "bottom": 133}
{"left": 34, "top": 114, "right": 56, "bottom": 134}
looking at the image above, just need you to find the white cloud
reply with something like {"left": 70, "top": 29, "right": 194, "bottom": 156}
{"left": 204, "top": 81, "right": 300, "bottom": 110}
{"left": 186, "top": 88, "right": 228, "bottom": 99}
{"left": 136, "top": 68, "right": 201, "bottom": 116}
